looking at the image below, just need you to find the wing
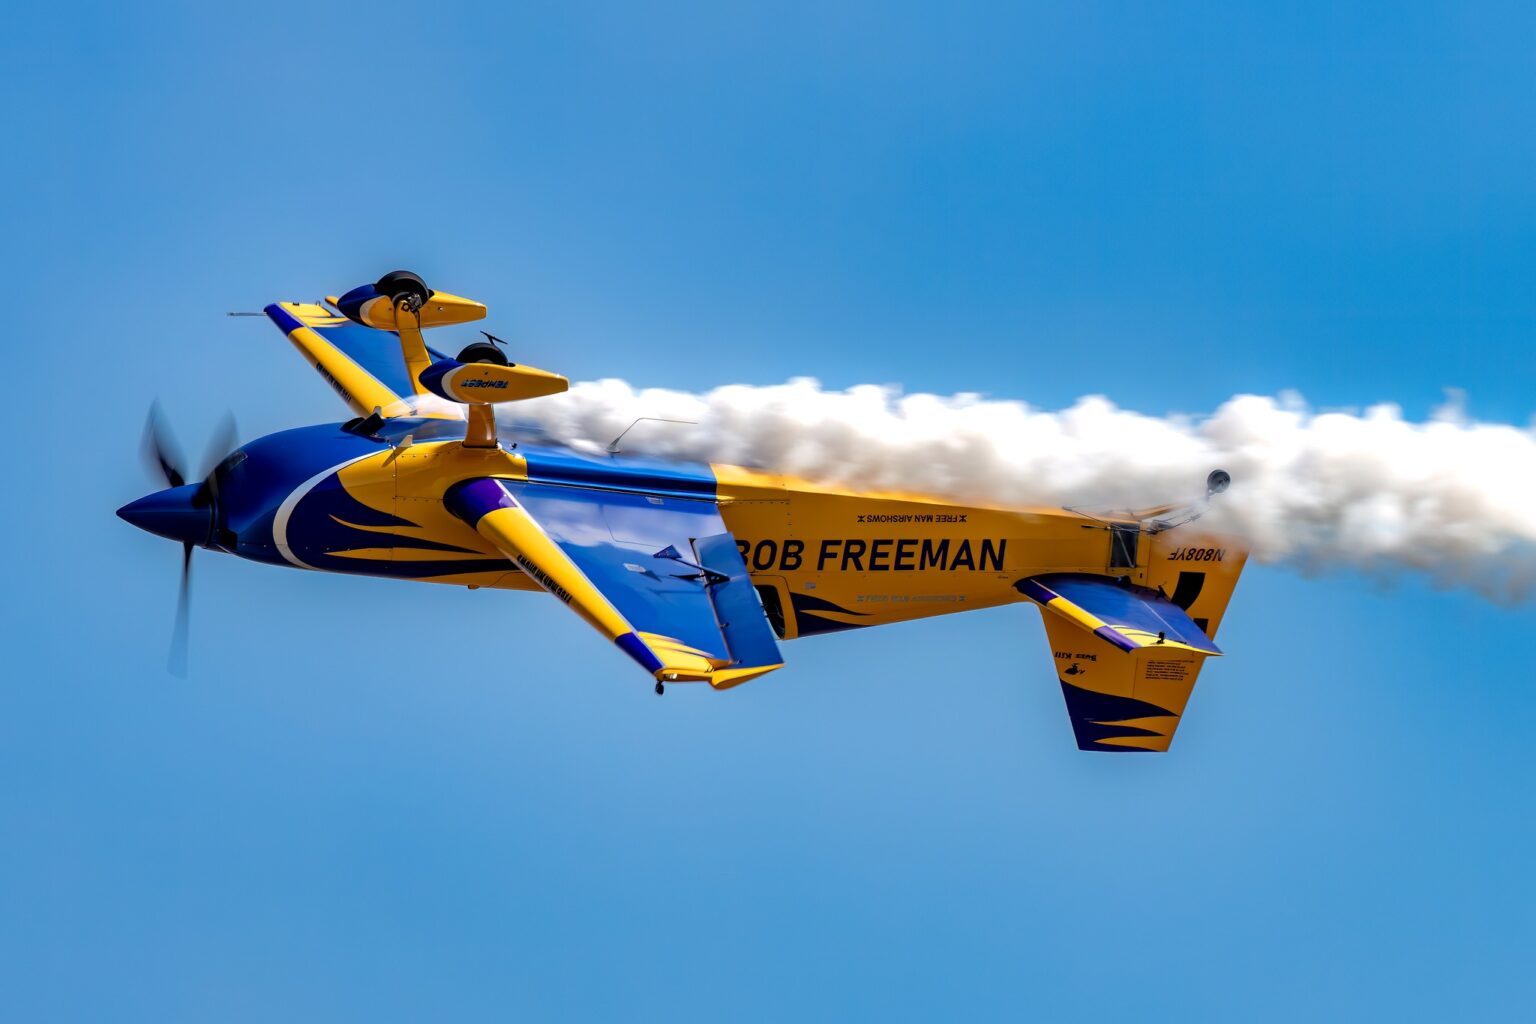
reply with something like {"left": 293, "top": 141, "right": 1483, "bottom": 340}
{"left": 263, "top": 302, "right": 451, "bottom": 415}
{"left": 445, "top": 477, "right": 784, "bottom": 689}
{"left": 1017, "top": 573, "right": 1221, "bottom": 752}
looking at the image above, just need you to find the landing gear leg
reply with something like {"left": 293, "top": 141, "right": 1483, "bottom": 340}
{"left": 655, "top": 681, "right": 665, "bottom": 696}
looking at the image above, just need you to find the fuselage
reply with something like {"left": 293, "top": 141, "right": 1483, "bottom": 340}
{"left": 168, "top": 416, "right": 1147, "bottom": 642}
{"left": 116, "top": 274, "right": 1251, "bottom": 748}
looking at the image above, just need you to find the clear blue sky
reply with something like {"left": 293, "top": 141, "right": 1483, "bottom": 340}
{"left": 4, "top": 3, "right": 1535, "bottom": 1020}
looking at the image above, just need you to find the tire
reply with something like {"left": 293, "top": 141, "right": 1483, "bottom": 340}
{"left": 374, "top": 270, "right": 431, "bottom": 309}
{"left": 456, "top": 340, "right": 509, "bottom": 365}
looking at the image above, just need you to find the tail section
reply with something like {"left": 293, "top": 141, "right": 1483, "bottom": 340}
{"left": 1019, "top": 574, "right": 1222, "bottom": 751}
{"left": 1143, "top": 527, "right": 1248, "bottom": 641}
{"left": 1018, "top": 515, "right": 1248, "bottom": 751}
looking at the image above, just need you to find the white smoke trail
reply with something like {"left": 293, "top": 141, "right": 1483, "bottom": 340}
{"left": 501, "top": 379, "right": 1536, "bottom": 603}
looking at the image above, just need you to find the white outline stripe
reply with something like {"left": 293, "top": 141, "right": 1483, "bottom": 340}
{"left": 272, "top": 452, "right": 380, "bottom": 570}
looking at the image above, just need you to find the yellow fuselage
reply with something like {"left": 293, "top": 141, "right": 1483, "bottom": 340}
{"left": 307, "top": 438, "right": 1149, "bottom": 641}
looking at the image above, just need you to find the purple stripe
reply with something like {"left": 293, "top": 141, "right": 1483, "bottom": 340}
{"left": 615, "top": 632, "right": 664, "bottom": 674}
{"left": 335, "top": 283, "right": 382, "bottom": 325}
{"left": 443, "top": 478, "right": 518, "bottom": 526}
{"left": 418, "top": 358, "right": 461, "bottom": 402}
{"left": 1015, "top": 577, "right": 1057, "bottom": 605}
{"left": 264, "top": 303, "right": 304, "bottom": 334}
{"left": 1093, "top": 625, "right": 1138, "bottom": 653}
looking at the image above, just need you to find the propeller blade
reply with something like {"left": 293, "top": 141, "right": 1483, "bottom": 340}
{"left": 142, "top": 400, "right": 188, "bottom": 490}
{"left": 200, "top": 411, "right": 239, "bottom": 481}
{"left": 136, "top": 402, "right": 233, "bottom": 676}
{"left": 169, "top": 541, "right": 192, "bottom": 678}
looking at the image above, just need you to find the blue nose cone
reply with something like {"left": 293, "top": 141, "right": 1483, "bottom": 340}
{"left": 117, "top": 484, "right": 212, "bottom": 546}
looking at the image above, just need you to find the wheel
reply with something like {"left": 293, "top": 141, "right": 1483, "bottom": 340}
{"left": 455, "top": 340, "right": 509, "bottom": 365}
{"left": 374, "top": 270, "right": 431, "bottom": 312}
{"left": 654, "top": 681, "right": 665, "bottom": 696}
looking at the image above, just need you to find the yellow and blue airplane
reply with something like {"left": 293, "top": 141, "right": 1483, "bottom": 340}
{"left": 118, "top": 271, "right": 1248, "bottom": 751}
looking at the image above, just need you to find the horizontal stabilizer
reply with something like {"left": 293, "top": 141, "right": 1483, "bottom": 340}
{"left": 1016, "top": 574, "right": 1221, "bottom": 655}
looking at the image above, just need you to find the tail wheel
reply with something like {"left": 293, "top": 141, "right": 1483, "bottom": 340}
{"left": 375, "top": 270, "right": 431, "bottom": 312}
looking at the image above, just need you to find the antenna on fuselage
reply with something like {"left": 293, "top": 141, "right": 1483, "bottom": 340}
{"left": 1146, "top": 469, "right": 1234, "bottom": 534}
{"left": 606, "top": 417, "right": 698, "bottom": 454}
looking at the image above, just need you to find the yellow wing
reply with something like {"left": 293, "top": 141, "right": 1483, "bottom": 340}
{"left": 264, "top": 302, "right": 419, "bottom": 415}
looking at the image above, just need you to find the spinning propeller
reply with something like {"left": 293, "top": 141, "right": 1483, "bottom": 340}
{"left": 128, "top": 402, "right": 240, "bottom": 676}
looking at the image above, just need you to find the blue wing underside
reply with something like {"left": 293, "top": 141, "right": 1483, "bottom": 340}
{"left": 504, "top": 479, "right": 781, "bottom": 671}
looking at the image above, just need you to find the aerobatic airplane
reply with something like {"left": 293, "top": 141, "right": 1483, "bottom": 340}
{"left": 118, "top": 271, "right": 1248, "bottom": 751}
